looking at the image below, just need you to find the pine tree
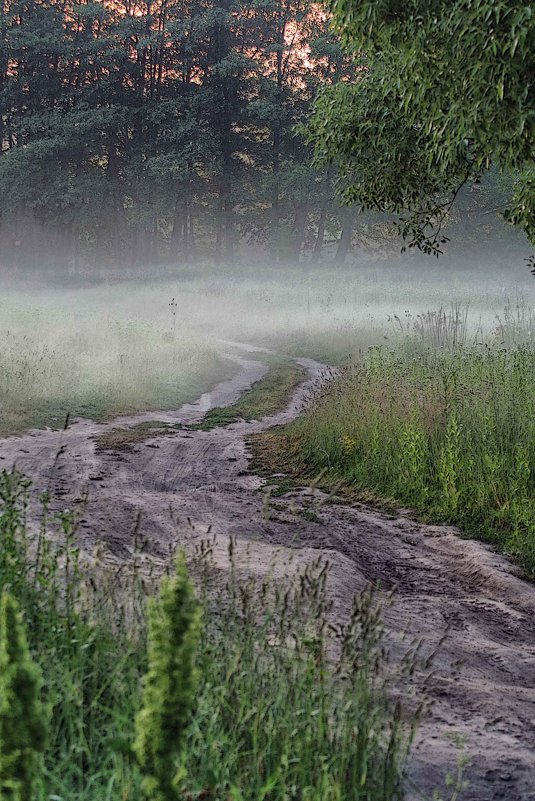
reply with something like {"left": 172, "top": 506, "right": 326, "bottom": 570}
{"left": 134, "top": 553, "right": 202, "bottom": 801}
{"left": 0, "top": 593, "right": 48, "bottom": 801}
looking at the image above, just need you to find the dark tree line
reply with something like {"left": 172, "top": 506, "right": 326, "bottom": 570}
{"left": 0, "top": 0, "right": 364, "bottom": 268}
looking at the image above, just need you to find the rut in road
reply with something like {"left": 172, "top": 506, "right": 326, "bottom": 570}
{"left": 0, "top": 342, "right": 534, "bottom": 801}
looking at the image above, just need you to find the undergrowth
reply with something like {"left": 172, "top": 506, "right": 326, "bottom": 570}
{"left": 0, "top": 468, "right": 414, "bottom": 801}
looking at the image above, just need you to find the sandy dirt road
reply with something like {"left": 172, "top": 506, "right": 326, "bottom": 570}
{"left": 0, "top": 343, "right": 534, "bottom": 800}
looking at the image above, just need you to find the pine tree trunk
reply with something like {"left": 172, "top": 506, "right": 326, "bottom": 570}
{"left": 289, "top": 205, "right": 307, "bottom": 262}
{"left": 171, "top": 202, "right": 183, "bottom": 262}
{"left": 335, "top": 210, "right": 355, "bottom": 264}
{"left": 215, "top": 195, "right": 223, "bottom": 264}
{"left": 312, "top": 206, "right": 328, "bottom": 262}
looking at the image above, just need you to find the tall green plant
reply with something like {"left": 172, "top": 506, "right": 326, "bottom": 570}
{"left": 134, "top": 554, "right": 202, "bottom": 801}
{"left": 0, "top": 473, "right": 30, "bottom": 603}
{"left": 0, "top": 593, "right": 48, "bottom": 801}
{"left": 437, "top": 413, "right": 462, "bottom": 517}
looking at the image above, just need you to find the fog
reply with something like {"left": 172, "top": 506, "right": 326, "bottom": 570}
{"left": 1, "top": 229, "right": 533, "bottom": 438}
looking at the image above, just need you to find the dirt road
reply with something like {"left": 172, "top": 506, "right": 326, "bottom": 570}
{"left": 0, "top": 344, "right": 534, "bottom": 800}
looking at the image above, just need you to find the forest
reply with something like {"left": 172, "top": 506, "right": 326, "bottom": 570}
{"left": 0, "top": 0, "right": 361, "bottom": 267}
{"left": 1, "top": 0, "right": 530, "bottom": 271}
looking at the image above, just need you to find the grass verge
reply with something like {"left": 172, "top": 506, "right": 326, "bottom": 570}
{"left": 266, "top": 343, "right": 535, "bottom": 577}
{"left": 0, "top": 468, "right": 415, "bottom": 800}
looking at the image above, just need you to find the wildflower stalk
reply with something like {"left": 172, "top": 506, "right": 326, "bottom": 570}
{"left": 0, "top": 592, "right": 48, "bottom": 801}
{"left": 134, "top": 553, "right": 202, "bottom": 801}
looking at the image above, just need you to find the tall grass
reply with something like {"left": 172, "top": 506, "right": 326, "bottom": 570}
{"left": 292, "top": 321, "right": 535, "bottom": 575}
{"left": 0, "top": 469, "right": 414, "bottom": 800}
{"left": 0, "top": 320, "right": 227, "bottom": 436}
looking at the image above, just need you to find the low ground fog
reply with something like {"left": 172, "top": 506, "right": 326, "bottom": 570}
{"left": 1, "top": 249, "right": 534, "bottom": 435}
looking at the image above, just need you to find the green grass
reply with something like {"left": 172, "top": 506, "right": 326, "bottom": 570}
{"left": 0, "top": 469, "right": 414, "bottom": 801}
{"left": 0, "top": 323, "right": 231, "bottom": 437}
{"left": 287, "top": 342, "right": 535, "bottom": 576}
{"left": 3, "top": 265, "right": 531, "bottom": 437}
{"left": 196, "top": 358, "right": 306, "bottom": 430}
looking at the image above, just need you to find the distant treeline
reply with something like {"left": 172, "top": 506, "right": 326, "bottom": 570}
{"left": 0, "top": 0, "right": 523, "bottom": 272}
{"left": 0, "top": 0, "right": 370, "bottom": 267}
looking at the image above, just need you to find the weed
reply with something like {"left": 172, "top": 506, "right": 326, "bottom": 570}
{"left": 95, "top": 421, "right": 178, "bottom": 452}
{"left": 196, "top": 359, "right": 306, "bottom": 430}
{"left": 134, "top": 553, "right": 202, "bottom": 801}
{"left": 0, "top": 593, "right": 48, "bottom": 801}
{"left": 299, "top": 507, "right": 322, "bottom": 523}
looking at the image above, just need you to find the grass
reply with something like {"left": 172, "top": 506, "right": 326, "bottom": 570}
{"left": 279, "top": 334, "right": 535, "bottom": 576}
{"left": 2, "top": 260, "right": 533, "bottom": 438}
{"left": 196, "top": 357, "right": 306, "bottom": 430}
{"left": 0, "top": 468, "right": 416, "bottom": 801}
{"left": 0, "top": 322, "right": 231, "bottom": 437}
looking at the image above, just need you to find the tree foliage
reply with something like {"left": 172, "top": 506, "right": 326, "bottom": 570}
{"left": 310, "top": 0, "right": 535, "bottom": 254}
{"left": 0, "top": 0, "right": 358, "bottom": 267}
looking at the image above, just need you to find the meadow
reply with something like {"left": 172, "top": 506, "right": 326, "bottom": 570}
{"left": 1, "top": 257, "right": 533, "bottom": 437}
{"left": 2, "top": 264, "right": 534, "bottom": 576}
{"left": 0, "top": 288, "right": 229, "bottom": 436}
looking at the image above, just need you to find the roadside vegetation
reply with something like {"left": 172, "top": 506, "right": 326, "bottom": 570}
{"left": 284, "top": 304, "right": 535, "bottom": 576}
{"left": 2, "top": 263, "right": 531, "bottom": 439}
{"left": 0, "top": 469, "right": 414, "bottom": 801}
{"left": 92, "top": 358, "right": 305, "bottom": 451}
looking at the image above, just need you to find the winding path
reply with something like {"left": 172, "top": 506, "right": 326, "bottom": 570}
{"left": 0, "top": 343, "right": 534, "bottom": 800}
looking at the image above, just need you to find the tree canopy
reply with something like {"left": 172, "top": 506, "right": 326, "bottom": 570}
{"left": 309, "top": 0, "right": 534, "bottom": 256}
{"left": 1, "top": 0, "right": 529, "bottom": 269}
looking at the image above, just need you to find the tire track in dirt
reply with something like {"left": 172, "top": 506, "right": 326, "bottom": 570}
{"left": 0, "top": 343, "right": 534, "bottom": 800}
